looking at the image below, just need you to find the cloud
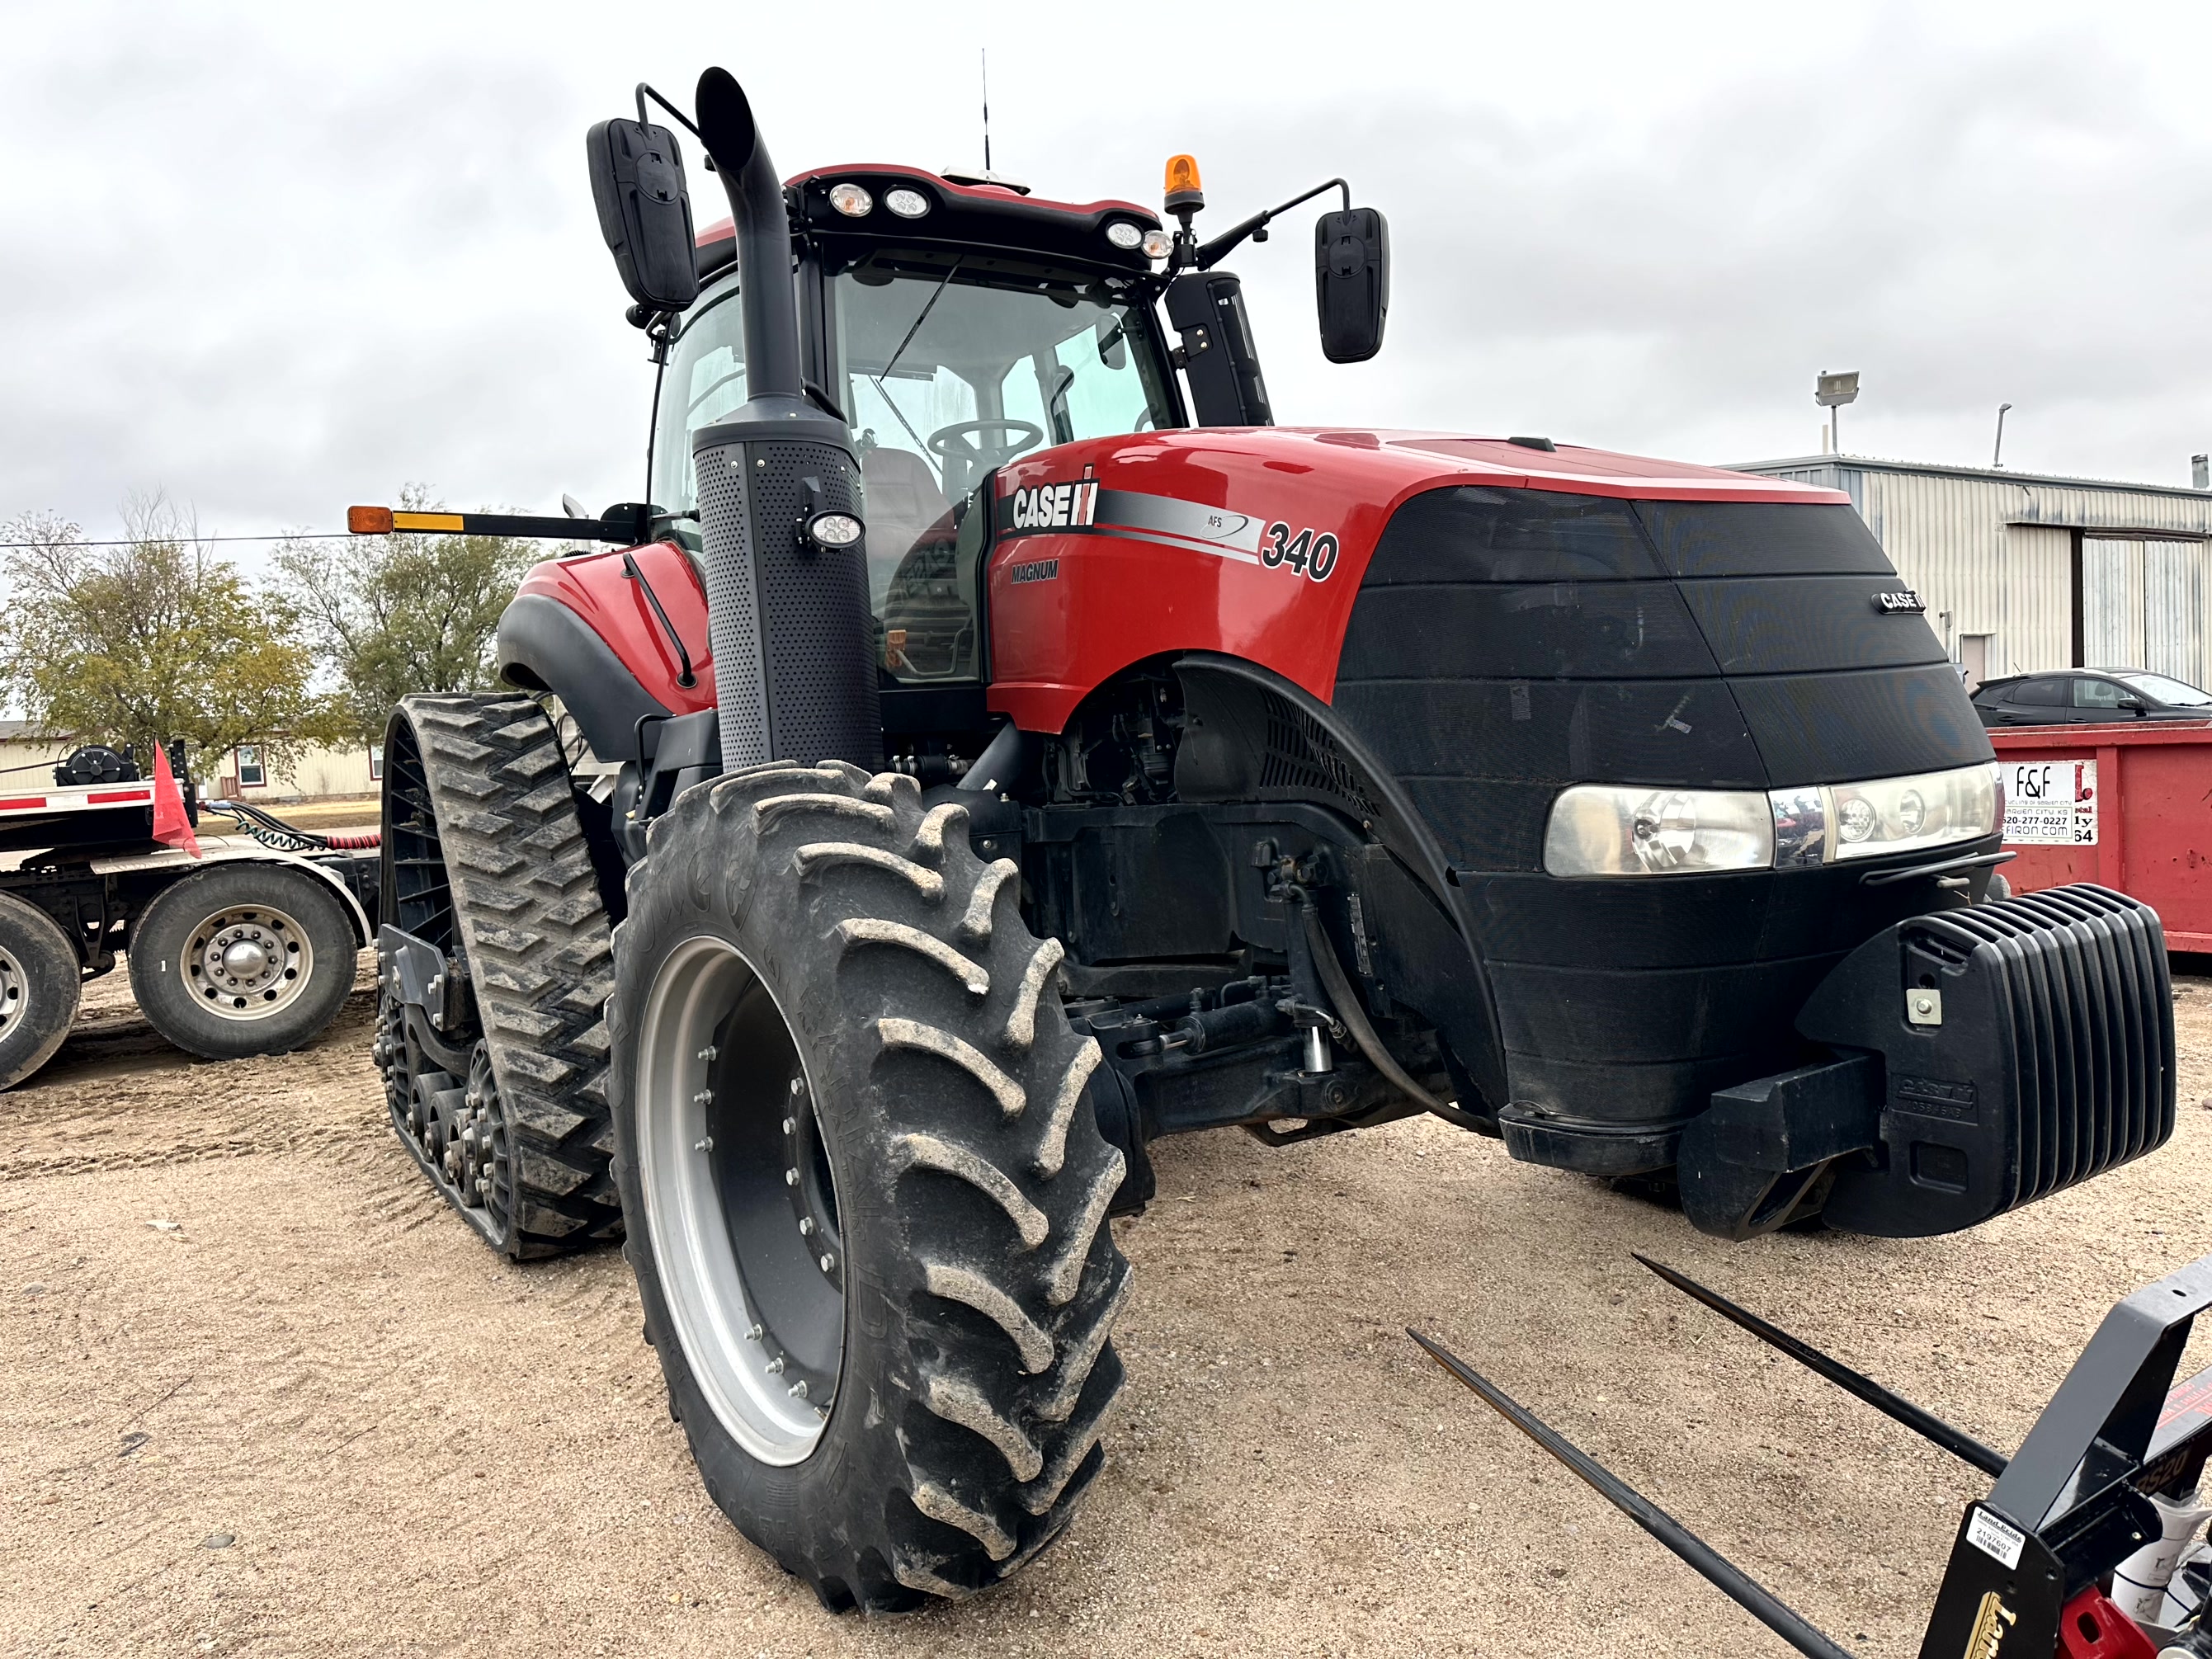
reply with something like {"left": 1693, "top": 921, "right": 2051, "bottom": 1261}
{"left": 2, "top": 0, "right": 2208, "bottom": 557}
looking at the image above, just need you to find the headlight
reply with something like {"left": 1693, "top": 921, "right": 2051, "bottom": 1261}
{"left": 1105, "top": 220, "right": 1145, "bottom": 250}
{"left": 884, "top": 187, "right": 930, "bottom": 219}
{"left": 1547, "top": 761, "right": 2001, "bottom": 877}
{"left": 1545, "top": 785, "right": 1774, "bottom": 877}
{"left": 1826, "top": 762, "right": 1998, "bottom": 861}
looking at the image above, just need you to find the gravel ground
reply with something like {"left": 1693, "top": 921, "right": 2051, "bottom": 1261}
{"left": 3, "top": 959, "right": 2210, "bottom": 1658}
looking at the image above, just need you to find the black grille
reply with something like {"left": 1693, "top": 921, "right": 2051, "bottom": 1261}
{"left": 1904, "top": 884, "right": 2173, "bottom": 1208}
{"left": 1259, "top": 700, "right": 1384, "bottom": 822}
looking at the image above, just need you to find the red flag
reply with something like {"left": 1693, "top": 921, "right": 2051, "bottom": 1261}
{"left": 151, "top": 744, "right": 201, "bottom": 858}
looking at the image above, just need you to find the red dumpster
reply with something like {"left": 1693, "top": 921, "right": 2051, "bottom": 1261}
{"left": 1988, "top": 722, "right": 2212, "bottom": 951}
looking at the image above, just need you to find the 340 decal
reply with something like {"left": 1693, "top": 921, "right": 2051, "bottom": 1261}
{"left": 1261, "top": 522, "right": 1340, "bottom": 582}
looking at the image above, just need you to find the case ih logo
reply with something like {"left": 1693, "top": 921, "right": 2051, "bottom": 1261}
{"left": 1874, "top": 588, "right": 1927, "bottom": 613}
{"left": 1009, "top": 475, "right": 1098, "bottom": 530}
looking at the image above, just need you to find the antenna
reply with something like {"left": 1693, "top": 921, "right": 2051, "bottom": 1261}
{"left": 981, "top": 48, "right": 992, "bottom": 173}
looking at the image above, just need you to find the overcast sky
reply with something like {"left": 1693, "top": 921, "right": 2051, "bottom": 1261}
{"left": 5, "top": 1, "right": 2210, "bottom": 554}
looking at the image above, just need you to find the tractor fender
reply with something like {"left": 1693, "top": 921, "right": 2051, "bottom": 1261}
{"left": 495, "top": 542, "right": 714, "bottom": 766}
{"left": 1168, "top": 652, "right": 1509, "bottom": 1115}
{"left": 496, "top": 591, "right": 675, "bottom": 766}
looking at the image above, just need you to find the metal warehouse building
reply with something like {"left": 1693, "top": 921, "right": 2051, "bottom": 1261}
{"left": 1731, "top": 454, "right": 2212, "bottom": 692}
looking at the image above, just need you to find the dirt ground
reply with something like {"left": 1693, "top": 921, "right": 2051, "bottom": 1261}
{"left": 4, "top": 960, "right": 2211, "bottom": 1659}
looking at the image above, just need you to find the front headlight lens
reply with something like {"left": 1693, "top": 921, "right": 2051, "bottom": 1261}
{"left": 1546, "top": 761, "right": 1999, "bottom": 877}
{"left": 1105, "top": 220, "right": 1145, "bottom": 250}
{"left": 1545, "top": 785, "right": 1774, "bottom": 877}
{"left": 1826, "top": 763, "right": 1997, "bottom": 861}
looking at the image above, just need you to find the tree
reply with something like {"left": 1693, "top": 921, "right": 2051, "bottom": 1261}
{"left": 0, "top": 497, "right": 341, "bottom": 777}
{"left": 276, "top": 485, "right": 546, "bottom": 744}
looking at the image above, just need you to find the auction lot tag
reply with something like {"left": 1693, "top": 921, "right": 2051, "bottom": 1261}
{"left": 2002, "top": 760, "right": 2096, "bottom": 846}
{"left": 1966, "top": 1505, "right": 2028, "bottom": 1570}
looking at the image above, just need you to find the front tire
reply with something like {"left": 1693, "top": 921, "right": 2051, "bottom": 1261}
{"left": 609, "top": 761, "right": 1131, "bottom": 1610}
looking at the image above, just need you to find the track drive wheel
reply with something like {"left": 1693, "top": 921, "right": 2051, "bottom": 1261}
{"left": 379, "top": 693, "right": 622, "bottom": 1257}
{"left": 0, "top": 891, "right": 82, "bottom": 1090}
{"left": 609, "top": 761, "right": 1132, "bottom": 1610}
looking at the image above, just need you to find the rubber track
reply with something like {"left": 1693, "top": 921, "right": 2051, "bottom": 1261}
{"left": 400, "top": 693, "right": 622, "bottom": 1256}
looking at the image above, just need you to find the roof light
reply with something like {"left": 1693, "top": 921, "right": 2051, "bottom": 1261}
{"left": 1163, "top": 153, "right": 1204, "bottom": 211}
{"left": 1140, "top": 228, "right": 1173, "bottom": 262}
{"left": 828, "top": 182, "right": 872, "bottom": 218}
{"left": 884, "top": 187, "right": 929, "bottom": 219}
{"left": 1105, "top": 221, "right": 1144, "bottom": 250}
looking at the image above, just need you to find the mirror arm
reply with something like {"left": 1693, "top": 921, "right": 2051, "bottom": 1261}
{"left": 1194, "top": 177, "right": 1351, "bottom": 272}
{"left": 634, "top": 82, "right": 705, "bottom": 144}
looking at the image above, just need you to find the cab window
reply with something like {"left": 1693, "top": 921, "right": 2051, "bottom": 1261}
{"left": 649, "top": 279, "right": 747, "bottom": 547}
{"left": 830, "top": 255, "right": 1177, "bottom": 683}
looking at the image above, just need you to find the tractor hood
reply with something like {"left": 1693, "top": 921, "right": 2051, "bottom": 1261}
{"left": 981, "top": 425, "right": 1994, "bottom": 1143}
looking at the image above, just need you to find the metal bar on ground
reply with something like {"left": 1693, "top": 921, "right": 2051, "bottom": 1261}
{"left": 1409, "top": 1329, "right": 1857, "bottom": 1659}
{"left": 1632, "top": 1254, "right": 2011, "bottom": 1478}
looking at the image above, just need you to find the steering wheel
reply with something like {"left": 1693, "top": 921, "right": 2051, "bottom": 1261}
{"left": 927, "top": 418, "right": 1045, "bottom": 473}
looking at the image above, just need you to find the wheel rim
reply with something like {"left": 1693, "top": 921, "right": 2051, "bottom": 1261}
{"left": 181, "top": 903, "right": 313, "bottom": 1020}
{"left": 637, "top": 936, "right": 842, "bottom": 1465}
{"left": 0, "top": 941, "right": 26, "bottom": 1041}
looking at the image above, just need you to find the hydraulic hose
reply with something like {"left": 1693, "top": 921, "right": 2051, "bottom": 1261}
{"left": 1298, "top": 899, "right": 1493, "bottom": 1132}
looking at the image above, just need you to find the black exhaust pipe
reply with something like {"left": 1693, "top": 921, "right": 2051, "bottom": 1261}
{"left": 687, "top": 68, "right": 877, "bottom": 774}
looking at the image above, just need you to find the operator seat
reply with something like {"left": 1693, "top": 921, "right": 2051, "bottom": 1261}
{"left": 861, "top": 446, "right": 950, "bottom": 612}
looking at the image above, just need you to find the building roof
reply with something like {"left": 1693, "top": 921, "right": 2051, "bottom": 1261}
{"left": 1733, "top": 453, "right": 2212, "bottom": 502}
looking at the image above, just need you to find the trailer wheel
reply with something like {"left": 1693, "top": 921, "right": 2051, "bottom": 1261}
{"left": 609, "top": 762, "right": 1131, "bottom": 1610}
{"left": 129, "top": 864, "right": 356, "bottom": 1059}
{"left": 0, "top": 892, "right": 82, "bottom": 1090}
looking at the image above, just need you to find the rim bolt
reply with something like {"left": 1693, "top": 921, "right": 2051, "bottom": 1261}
{"left": 798, "top": 1217, "right": 813, "bottom": 1236}
{"left": 691, "top": 1089, "right": 712, "bottom": 1106}
{"left": 788, "top": 1077, "right": 803, "bottom": 1097}
{"left": 696, "top": 1044, "right": 717, "bottom": 1061}
{"left": 743, "top": 1324, "right": 763, "bottom": 1341}
{"left": 788, "top": 1380, "right": 809, "bottom": 1400}
{"left": 781, "top": 1117, "right": 795, "bottom": 1134}
{"left": 694, "top": 1136, "right": 713, "bottom": 1153}
{"left": 785, "top": 1168, "right": 799, "bottom": 1187}
{"left": 818, "top": 1253, "right": 836, "bottom": 1275}
{"left": 765, "top": 1356, "right": 785, "bottom": 1375}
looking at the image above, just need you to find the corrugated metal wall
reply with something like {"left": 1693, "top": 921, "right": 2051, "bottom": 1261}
{"left": 2145, "top": 541, "right": 2206, "bottom": 684}
{"left": 1737, "top": 460, "right": 2212, "bottom": 687}
{"left": 2003, "top": 526, "right": 2073, "bottom": 676}
{"left": 2082, "top": 540, "right": 2147, "bottom": 669}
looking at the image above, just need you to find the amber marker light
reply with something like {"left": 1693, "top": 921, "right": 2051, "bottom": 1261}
{"left": 1163, "top": 153, "right": 1204, "bottom": 213}
{"left": 347, "top": 506, "right": 394, "bottom": 535}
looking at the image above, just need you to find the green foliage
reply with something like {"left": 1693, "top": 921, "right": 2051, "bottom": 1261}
{"left": 276, "top": 485, "right": 544, "bottom": 745}
{"left": 0, "top": 500, "right": 342, "bottom": 777}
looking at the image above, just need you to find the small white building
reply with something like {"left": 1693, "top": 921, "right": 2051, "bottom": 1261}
{"left": 1731, "top": 454, "right": 2212, "bottom": 692}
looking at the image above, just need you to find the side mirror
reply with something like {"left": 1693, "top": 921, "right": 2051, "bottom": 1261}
{"left": 585, "top": 118, "right": 700, "bottom": 313}
{"left": 1314, "top": 205, "right": 1389, "bottom": 363}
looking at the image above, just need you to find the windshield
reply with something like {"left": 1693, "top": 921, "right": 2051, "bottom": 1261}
{"left": 648, "top": 257, "right": 1177, "bottom": 684}
{"left": 2116, "top": 671, "right": 2212, "bottom": 706}
{"left": 832, "top": 256, "right": 1177, "bottom": 637}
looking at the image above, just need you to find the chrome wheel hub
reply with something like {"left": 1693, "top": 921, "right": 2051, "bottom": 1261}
{"left": 185, "top": 905, "right": 312, "bottom": 1020}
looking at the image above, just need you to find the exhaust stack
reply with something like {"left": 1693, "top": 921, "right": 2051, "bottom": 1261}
{"left": 687, "top": 68, "right": 877, "bottom": 774}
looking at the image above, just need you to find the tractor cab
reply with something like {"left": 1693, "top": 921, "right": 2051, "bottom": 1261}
{"left": 649, "top": 170, "right": 1186, "bottom": 684}
{"left": 641, "top": 159, "right": 1382, "bottom": 689}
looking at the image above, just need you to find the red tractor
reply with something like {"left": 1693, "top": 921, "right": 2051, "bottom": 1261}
{"left": 367, "top": 68, "right": 2175, "bottom": 1612}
